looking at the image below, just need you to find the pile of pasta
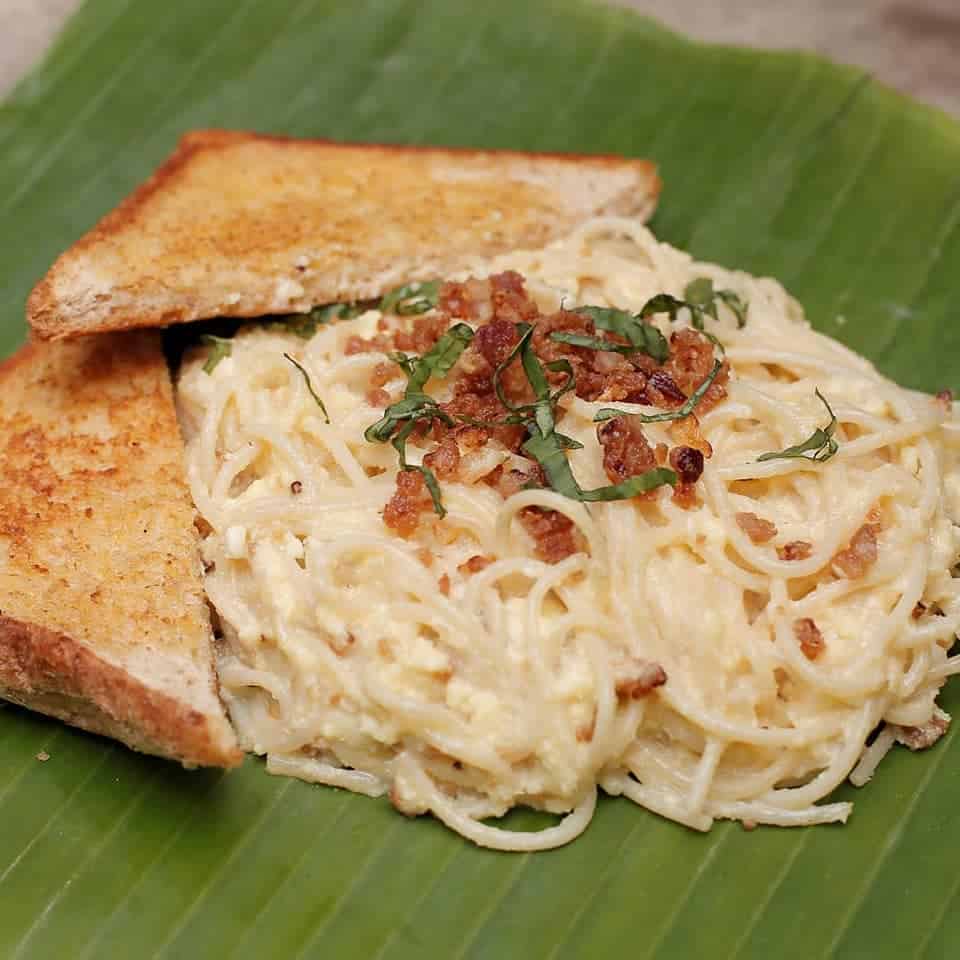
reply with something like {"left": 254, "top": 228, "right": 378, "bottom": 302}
{"left": 177, "top": 219, "right": 960, "bottom": 849}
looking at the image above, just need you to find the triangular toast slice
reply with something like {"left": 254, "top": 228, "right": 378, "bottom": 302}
{"left": 0, "top": 333, "right": 241, "bottom": 767}
{"left": 27, "top": 130, "right": 660, "bottom": 340}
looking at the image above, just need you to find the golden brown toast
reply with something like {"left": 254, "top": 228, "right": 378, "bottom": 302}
{"left": 0, "top": 333, "right": 241, "bottom": 767}
{"left": 27, "top": 130, "right": 660, "bottom": 340}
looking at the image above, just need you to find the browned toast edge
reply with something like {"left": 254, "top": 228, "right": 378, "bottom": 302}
{"left": 0, "top": 613, "right": 242, "bottom": 767}
{"left": 27, "top": 129, "right": 661, "bottom": 340}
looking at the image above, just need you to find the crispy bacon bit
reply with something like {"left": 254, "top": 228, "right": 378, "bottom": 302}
{"left": 666, "top": 328, "right": 730, "bottom": 411}
{"left": 912, "top": 601, "right": 927, "bottom": 619}
{"left": 615, "top": 662, "right": 667, "bottom": 699}
{"left": 422, "top": 436, "right": 461, "bottom": 480}
{"left": 668, "top": 414, "right": 712, "bottom": 457}
{"left": 472, "top": 318, "right": 518, "bottom": 369}
{"left": 328, "top": 631, "right": 356, "bottom": 657}
{"left": 736, "top": 511, "right": 778, "bottom": 544}
{"left": 289, "top": 481, "right": 303, "bottom": 495}
{"left": 646, "top": 369, "right": 687, "bottom": 408}
{"left": 438, "top": 574, "right": 451, "bottom": 596}
{"left": 743, "top": 590, "right": 769, "bottom": 624}
{"left": 490, "top": 270, "right": 539, "bottom": 324}
{"left": 936, "top": 389, "right": 954, "bottom": 413}
{"left": 443, "top": 388, "right": 526, "bottom": 452}
{"left": 666, "top": 328, "right": 713, "bottom": 391}
{"left": 366, "top": 387, "right": 391, "bottom": 408}
{"left": 777, "top": 540, "right": 813, "bottom": 561}
{"left": 893, "top": 710, "right": 950, "bottom": 751}
{"left": 576, "top": 713, "right": 597, "bottom": 743}
{"left": 439, "top": 279, "right": 483, "bottom": 320}
{"left": 383, "top": 470, "right": 432, "bottom": 537}
{"left": 597, "top": 416, "right": 656, "bottom": 486}
{"left": 668, "top": 446, "right": 705, "bottom": 510}
{"left": 453, "top": 425, "right": 489, "bottom": 451}
{"left": 832, "top": 522, "right": 879, "bottom": 579}
{"left": 594, "top": 369, "right": 651, "bottom": 404}
{"left": 671, "top": 483, "right": 699, "bottom": 510}
{"left": 793, "top": 618, "right": 825, "bottom": 660}
{"left": 345, "top": 333, "right": 391, "bottom": 355}
{"left": 484, "top": 462, "right": 545, "bottom": 499}
{"left": 519, "top": 507, "right": 587, "bottom": 563}
{"left": 458, "top": 555, "right": 493, "bottom": 576}
{"left": 533, "top": 308, "right": 627, "bottom": 402}
{"left": 370, "top": 362, "right": 394, "bottom": 387}
{"left": 670, "top": 446, "right": 705, "bottom": 485}
{"left": 393, "top": 313, "right": 449, "bottom": 354}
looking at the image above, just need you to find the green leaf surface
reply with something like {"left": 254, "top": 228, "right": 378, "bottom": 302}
{"left": 2, "top": 1, "right": 960, "bottom": 957}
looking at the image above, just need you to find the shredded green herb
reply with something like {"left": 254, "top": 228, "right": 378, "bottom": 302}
{"left": 570, "top": 305, "right": 670, "bottom": 362}
{"left": 201, "top": 334, "right": 233, "bottom": 374}
{"left": 270, "top": 277, "right": 442, "bottom": 341}
{"left": 363, "top": 323, "right": 474, "bottom": 516}
{"left": 521, "top": 428, "right": 676, "bottom": 502}
{"left": 548, "top": 331, "right": 636, "bottom": 354}
{"left": 757, "top": 389, "right": 839, "bottom": 463}
{"left": 283, "top": 353, "right": 330, "bottom": 423}
{"left": 581, "top": 467, "right": 679, "bottom": 501}
{"left": 683, "top": 277, "right": 749, "bottom": 329}
{"left": 494, "top": 322, "right": 676, "bottom": 504}
{"left": 390, "top": 420, "right": 447, "bottom": 517}
{"left": 379, "top": 279, "right": 442, "bottom": 316}
{"left": 298, "top": 302, "right": 367, "bottom": 337}
{"left": 630, "top": 279, "right": 748, "bottom": 334}
{"left": 637, "top": 293, "right": 688, "bottom": 325}
{"left": 594, "top": 358, "right": 724, "bottom": 425}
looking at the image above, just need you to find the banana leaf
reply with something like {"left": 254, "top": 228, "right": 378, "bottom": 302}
{"left": 1, "top": 1, "right": 959, "bottom": 957}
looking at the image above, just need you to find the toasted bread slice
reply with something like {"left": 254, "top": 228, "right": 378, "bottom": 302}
{"left": 27, "top": 130, "right": 660, "bottom": 340}
{"left": 0, "top": 333, "right": 241, "bottom": 767}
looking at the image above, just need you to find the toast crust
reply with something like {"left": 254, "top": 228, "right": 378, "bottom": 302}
{"left": 28, "top": 130, "right": 660, "bottom": 340}
{"left": 0, "top": 333, "right": 240, "bottom": 767}
{"left": 0, "top": 615, "right": 236, "bottom": 767}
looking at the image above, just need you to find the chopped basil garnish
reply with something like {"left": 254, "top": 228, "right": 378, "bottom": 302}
{"left": 283, "top": 353, "right": 330, "bottom": 423}
{"left": 201, "top": 334, "right": 233, "bottom": 374}
{"left": 493, "top": 322, "right": 676, "bottom": 504}
{"left": 521, "top": 428, "right": 582, "bottom": 498}
{"left": 364, "top": 323, "right": 475, "bottom": 516}
{"left": 581, "top": 467, "right": 679, "bottom": 501}
{"left": 395, "top": 322, "right": 475, "bottom": 390}
{"left": 380, "top": 280, "right": 442, "bottom": 316}
{"left": 391, "top": 420, "right": 447, "bottom": 517}
{"left": 269, "top": 278, "right": 442, "bottom": 341}
{"left": 491, "top": 323, "right": 575, "bottom": 437}
{"left": 264, "top": 301, "right": 370, "bottom": 339}
{"left": 365, "top": 393, "right": 455, "bottom": 444}
{"left": 522, "top": 429, "right": 676, "bottom": 503}
{"left": 638, "top": 293, "right": 688, "bottom": 324}
{"left": 632, "top": 279, "right": 748, "bottom": 334}
{"left": 683, "top": 277, "right": 748, "bottom": 329}
{"left": 571, "top": 305, "right": 670, "bottom": 362}
{"left": 757, "top": 389, "right": 839, "bottom": 463}
{"left": 548, "top": 331, "right": 637, "bottom": 354}
{"left": 594, "top": 358, "right": 723, "bottom": 425}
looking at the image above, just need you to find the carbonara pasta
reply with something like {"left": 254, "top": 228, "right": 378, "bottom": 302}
{"left": 176, "top": 218, "right": 960, "bottom": 849}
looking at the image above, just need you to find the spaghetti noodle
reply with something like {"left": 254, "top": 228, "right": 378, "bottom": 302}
{"left": 176, "top": 218, "right": 960, "bottom": 849}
